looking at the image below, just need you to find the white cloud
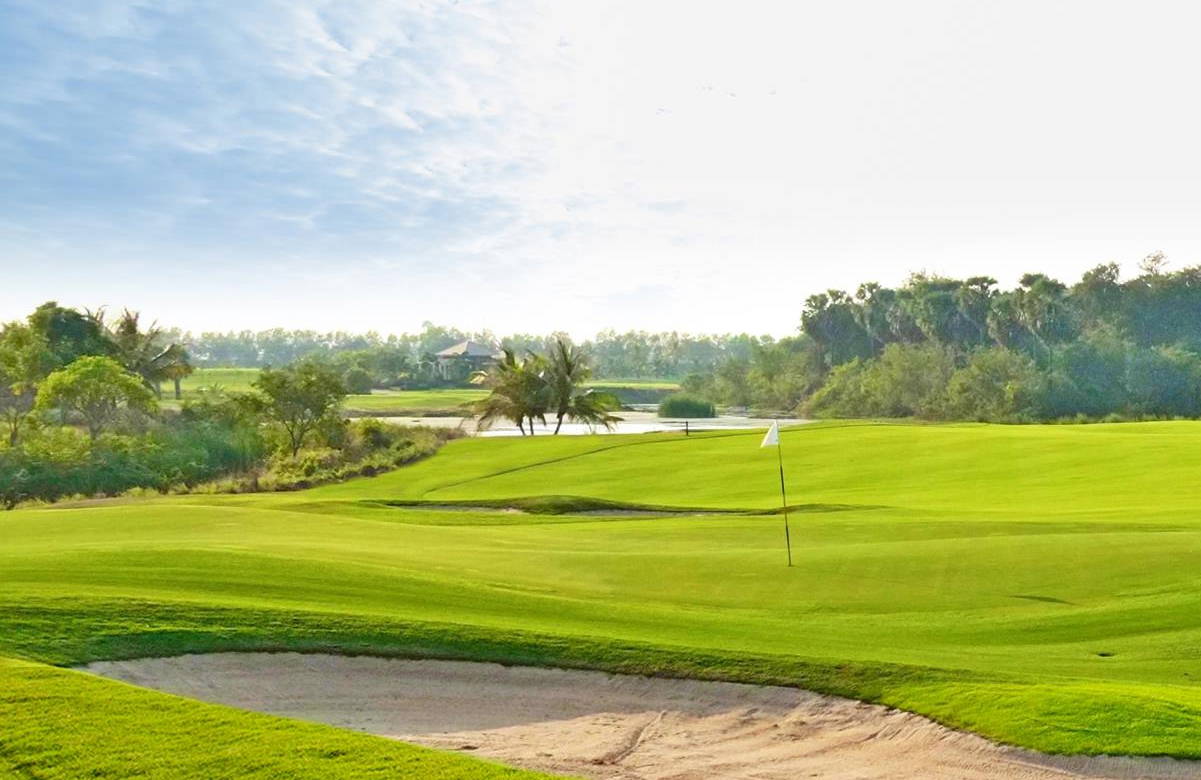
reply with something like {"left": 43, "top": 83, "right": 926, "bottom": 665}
{"left": 5, "top": 0, "right": 1201, "bottom": 336}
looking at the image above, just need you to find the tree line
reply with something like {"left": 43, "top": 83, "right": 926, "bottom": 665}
{"left": 684, "top": 256, "right": 1201, "bottom": 421}
{"left": 173, "top": 324, "right": 767, "bottom": 382}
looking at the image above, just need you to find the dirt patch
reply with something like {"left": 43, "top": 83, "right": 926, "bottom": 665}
{"left": 83, "top": 654, "right": 1197, "bottom": 780}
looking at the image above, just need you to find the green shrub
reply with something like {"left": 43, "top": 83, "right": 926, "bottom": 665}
{"left": 343, "top": 367, "right": 374, "bottom": 394}
{"left": 806, "top": 343, "right": 956, "bottom": 419}
{"left": 657, "top": 394, "right": 716, "bottom": 418}
{"left": 945, "top": 347, "right": 1041, "bottom": 422}
{"left": 257, "top": 422, "right": 461, "bottom": 492}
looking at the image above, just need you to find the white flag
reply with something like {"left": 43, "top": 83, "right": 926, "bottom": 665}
{"left": 760, "top": 421, "right": 779, "bottom": 448}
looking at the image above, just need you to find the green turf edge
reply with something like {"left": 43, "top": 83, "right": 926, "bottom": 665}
{"left": 7, "top": 597, "right": 1201, "bottom": 761}
{"left": 0, "top": 657, "right": 563, "bottom": 780}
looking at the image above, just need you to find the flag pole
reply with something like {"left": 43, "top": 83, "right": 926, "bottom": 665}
{"left": 776, "top": 435, "right": 793, "bottom": 567}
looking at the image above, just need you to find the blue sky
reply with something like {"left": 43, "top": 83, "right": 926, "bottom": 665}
{"left": 4, "top": 1, "right": 1201, "bottom": 336}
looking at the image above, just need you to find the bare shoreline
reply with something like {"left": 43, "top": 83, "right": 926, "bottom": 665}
{"left": 82, "top": 653, "right": 1199, "bottom": 780}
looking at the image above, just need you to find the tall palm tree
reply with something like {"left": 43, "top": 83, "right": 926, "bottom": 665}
{"left": 471, "top": 349, "right": 550, "bottom": 435}
{"left": 545, "top": 338, "right": 621, "bottom": 434}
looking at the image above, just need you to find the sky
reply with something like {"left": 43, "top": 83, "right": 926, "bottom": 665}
{"left": 3, "top": 1, "right": 1201, "bottom": 338}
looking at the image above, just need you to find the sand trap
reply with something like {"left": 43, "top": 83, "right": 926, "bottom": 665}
{"left": 83, "top": 653, "right": 1197, "bottom": 779}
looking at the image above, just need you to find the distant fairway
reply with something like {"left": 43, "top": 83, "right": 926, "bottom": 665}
{"left": 5, "top": 421, "right": 1201, "bottom": 775}
{"left": 169, "top": 369, "right": 673, "bottom": 414}
{"left": 343, "top": 387, "right": 486, "bottom": 414}
{"left": 172, "top": 366, "right": 261, "bottom": 397}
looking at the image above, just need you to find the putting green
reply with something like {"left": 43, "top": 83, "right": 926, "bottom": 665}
{"left": 4, "top": 421, "right": 1201, "bottom": 775}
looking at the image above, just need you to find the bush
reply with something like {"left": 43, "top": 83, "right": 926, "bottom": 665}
{"left": 259, "top": 422, "right": 459, "bottom": 491}
{"left": 343, "top": 367, "right": 374, "bottom": 394}
{"left": 658, "top": 394, "right": 716, "bottom": 418}
{"left": 945, "top": 347, "right": 1041, "bottom": 421}
{"left": 806, "top": 344, "right": 955, "bottom": 419}
{"left": 1125, "top": 345, "right": 1201, "bottom": 417}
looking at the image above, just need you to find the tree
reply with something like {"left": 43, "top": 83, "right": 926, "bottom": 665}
{"left": 471, "top": 349, "right": 550, "bottom": 435}
{"left": 712, "top": 356, "right": 754, "bottom": 407}
{"left": 1125, "top": 345, "right": 1201, "bottom": 417}
{"left": 945, "top": 347, "right": 1040, "bottom": 421}
{"left": 1139, "top": 250, "right": 1168, "bottom": 277}
{"left": 343, "top": 367, "right": 374, "bottom": 394}
{"left": 801, "top": 290, "right": 875, "bottom": 367}
{"left": 1071, "top": 263, "right": 1124, "bottom": 332}
{"left": 0, "top": 322, "right": 52, "bottom": 445}
{"left": 34, "top": 356, "right": 157, "bottom": 441}
{"left": 28, "top": 302, "right": 112, "bottom": 369}
{"left": 252, "top": 361, "right": 347, "bottom": 457}
{"left": 545, "top": 338, "right": 621, "bottom": 434}
{"left": 162, "top": 353, "right": 195, "bottom": 400}
{"left": 745, "top": 337, "right": 824, "bottom": 411}
{"left": 1015, "top": 273, "right": 1077, "bottom": 352}
{"left": 806, "top": 343, "right": 954, "bottom": 419}
{"left": 95, "top": 309, "right": 193, "bottom": 397}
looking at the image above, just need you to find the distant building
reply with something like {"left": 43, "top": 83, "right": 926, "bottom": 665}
{"left": 435, "top": 340, "right": 502, "bottom": 380}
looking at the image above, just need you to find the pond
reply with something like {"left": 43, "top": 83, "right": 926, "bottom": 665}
{"left": 378, "top": 410, "right": 810, "bottom": 437}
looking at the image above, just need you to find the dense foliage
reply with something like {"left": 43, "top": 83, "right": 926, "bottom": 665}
{"left": 0, "top": 303, "right": 456, "bottom": 507}
{"left": 15, "top": 257, "right": 1201, "bottom": 432}
{"left": 171, "top": 323, "right": 767, "bottom": 381}
{"left": 685, "top": 258, "right": 1201, "bottom": 421}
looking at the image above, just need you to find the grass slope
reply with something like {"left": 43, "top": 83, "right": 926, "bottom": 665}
{"left": 0, "top": 658, "right": 553, "bottom": 779}
{"left": 4, "top": 421, "right": 1201, "bottom": 772}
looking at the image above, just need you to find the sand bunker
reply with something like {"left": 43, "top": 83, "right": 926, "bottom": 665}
{"left": 83, "top": 653, "right": 1197, "bottom": 779}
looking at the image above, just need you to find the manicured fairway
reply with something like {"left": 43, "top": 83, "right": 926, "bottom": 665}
{"left": 343, "top": 388, "right": 486, "bottom": 414}
{"left": 168, "top": 366, "right": 260, "bottom": 399}
{"left": 4, "top": 421, "right": 1201, "bottom": 775}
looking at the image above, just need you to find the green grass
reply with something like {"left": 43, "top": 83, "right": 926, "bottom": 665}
{"left": 169, "top": 368, "right": 486, "bottom": 414}
{"left": 0, "top": 657, "right": 554, "bottom": 779}
{"left": 343, "top": 388, "right": 487, "bottom": 415}
{"left": 6, "top": 420, "right": 1201, "bottom": 773}
{"left": 171, "top": 367, "right": 261, "bottom": 398}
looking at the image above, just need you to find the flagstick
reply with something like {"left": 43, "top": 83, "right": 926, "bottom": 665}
{"left": 776, "top": 435, "right": 793, "bottom": 567}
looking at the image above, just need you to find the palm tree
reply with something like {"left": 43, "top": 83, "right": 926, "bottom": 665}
{"left": 546, "top": 338, "right": 621, "bottom": 434}
{"left": 161, "top": 349, "right": 195, "bottom": 399}
{"left": 91, "top": 309, "right": 193, "bottom": 397}
{"left": 471, "top": 349, "right": 550, "bottom": 435}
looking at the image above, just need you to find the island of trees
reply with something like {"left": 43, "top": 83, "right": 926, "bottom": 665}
{"left": 685, "top": 257, "right": 1201, "bottom": 421}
